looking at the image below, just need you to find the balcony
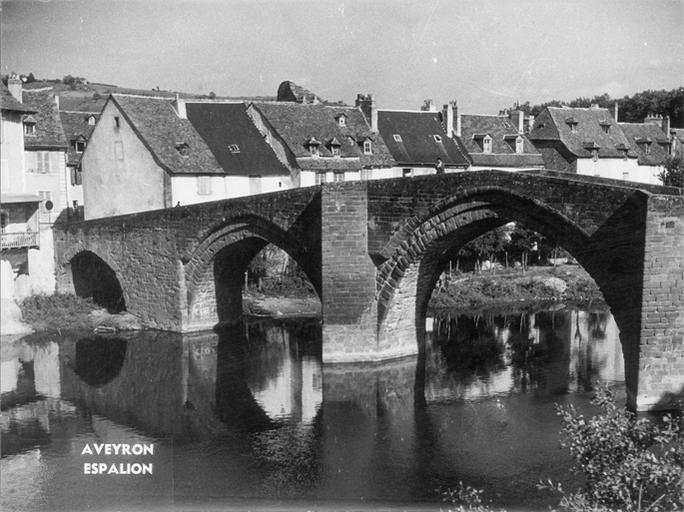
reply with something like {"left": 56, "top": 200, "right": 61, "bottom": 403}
{"left": 1, "top": 231, "right": 40, "bottom": 250}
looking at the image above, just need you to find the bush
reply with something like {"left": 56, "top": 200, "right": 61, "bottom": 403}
{"left": 20, "top": 294, "right": 97, "bottom": 332}
{"left": 441, "top": 481, "right": 504, "bottom": 512}
{"left": 540, "top": 384, "right": 684, "bottom": 511}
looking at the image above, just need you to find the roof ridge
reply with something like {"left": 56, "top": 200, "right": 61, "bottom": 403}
{"left": 111, "top": 93, "right": 173, "bottom": 100}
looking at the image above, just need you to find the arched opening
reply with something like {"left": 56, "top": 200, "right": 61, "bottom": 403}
{"left": 184, "top": 219, "right": 321, "bottom": 330}
{"left": 70, "top": 251, "right": 126, "bottom": 313}
{"left": 376, "top": 189, "right": 641, "bottom": 404}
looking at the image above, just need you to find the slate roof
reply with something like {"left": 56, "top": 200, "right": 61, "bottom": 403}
{"left": 252, "top": 102, "right": 395, "bottom": 171}
{"left": 185, "top": 102, "right": 289, "bottom": 176}
{"left": 60, "top": 111, "right": 100, "bottom": 167}
{"left": 458, "top": 114, "right": 544, "bottom": 167}
{"left": 377, "top": 110, "right": 470, "bottom": 167}
{"left": 619, "top": 122, "right": 672, "bottom": 166}
{"left": 110, "top": 95, "right": 224, "bottom": 175}
{"left": 22, "top": 89, "right": 68, "bottom": 150}
{"left": 0, "top": 83, "right": 36, "bottom": 113}
{"left": 277, "top": 81, "right": 323, "bottom": 104}
{"left": 529, "top": 106, "right": 636, "bottom": 159}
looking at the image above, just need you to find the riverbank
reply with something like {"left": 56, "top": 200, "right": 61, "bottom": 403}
{"left": 428, "top": 264, "right": 606, "bottom": 316}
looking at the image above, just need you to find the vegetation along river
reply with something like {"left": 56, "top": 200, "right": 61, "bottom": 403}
{"left": 1, "top": 305, "right": 626, "bottom": 511}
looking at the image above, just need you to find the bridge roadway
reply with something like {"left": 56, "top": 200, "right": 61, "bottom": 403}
{"left": 54, "top": 170, "right": 684, "bottom": 411}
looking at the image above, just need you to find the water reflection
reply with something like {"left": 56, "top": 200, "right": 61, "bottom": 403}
{"left": 1, "top": 307, "right": 625, "bottom": 511}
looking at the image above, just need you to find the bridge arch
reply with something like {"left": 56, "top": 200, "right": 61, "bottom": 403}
{"left": 375, "top": 187, "right": 638, "bottom": 379}
{"left": 183, "top": 215, "right": 320, "bottom": 330}
{"left": 66, "top": 249, "right": 127, "bottom": 313}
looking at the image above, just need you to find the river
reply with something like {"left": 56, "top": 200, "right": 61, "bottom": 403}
{"left": 0, "top": 306, "right": 625, "bottom": 511}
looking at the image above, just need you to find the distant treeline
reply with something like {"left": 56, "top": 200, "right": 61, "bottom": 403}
{"left": 501, "top": 87, "right": 684, "bottom": 128}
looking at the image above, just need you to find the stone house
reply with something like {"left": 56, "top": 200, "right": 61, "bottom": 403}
{"left": 81, "top": 94, "right": 290, "bottom": 219}
{"left": 619, "top": 114, "right": 675, "bottom": 184}
{"left": 528, "top": 105, "right": 644, "bottom": 182}
{"left": 376, "top": 100, "right": 470, "bottom": 177}
{"left": 0, "top": 79, "right": 58, "bottom": 298}
{"left": 59, "top": 109, "right": 100, "bottom": 213}
{"left": 248, "top": 97, "right": 395, "bottom": 185}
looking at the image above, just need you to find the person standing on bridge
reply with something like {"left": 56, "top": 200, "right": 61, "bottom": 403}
{"left": 435, "top": 158, "right": 445, "bottom": 174}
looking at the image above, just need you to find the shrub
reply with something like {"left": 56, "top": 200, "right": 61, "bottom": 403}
{"left": 540, "top": 384, "right": 684, "bottom": 511}
{"left": 441, "top": 481, "right": 504, "bottom": 512}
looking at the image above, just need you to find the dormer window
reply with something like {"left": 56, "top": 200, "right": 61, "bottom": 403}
{"left": 599, "top": 120, "right": 611, "bottom": 134}
{"left": 636, "top": 138, "right": 652, "bottom": 155}
{"left": 306, "top": 136, "right": 321, "bottom": 157}
{"left": 228, "top": 144, "right": 240, "bottom": 154}
{"left": 433, "top": 134, "right": 443, "bottom": 143}
{"left": 75, "top": 141, "right": 86, "bottom": 153}
{"left": 515, "top": 136, "right": 524, "bottom": 154}
{"left": 175, "top": 142, "right": 190, "bottom": 156}
{"left": 615, "top": 143, "right": 629, "bottom": 160}
{"left": 483, "top": 135, "right": 492, "bottom": 153}
{"left": 565, "top": 117, "right": 578, "bottom": 134}
{"left": 23, "top": 116, "right": 36, "bottom": 136}
{"left": 337, "top": 114, "right": 347, "bottom": 127}
{"left": 591, "top": 149, "right": 599, "bottom": 161}
{"left": 584, "top": 141, "right": 600, "bottom": 160}
{"left": 363, "top": 140, "right": 372, "bottom": 155}
{"left": 88, "top": 116, "right": 96, "bottom": 126}
{"left": 328, "top": 137, "right": 341, "bottom": 157}
{"left": 331, "top": 146, "right": 340, "bottom": 157}
{"left": 393, "top": 134, "right": 402, "bottom": 142}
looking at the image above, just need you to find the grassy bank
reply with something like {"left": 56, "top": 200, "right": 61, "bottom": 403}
{"left": 428, "top": 264, "right": 606, "bottom": 315}
{"left": 19, "top": 294, "right": 98, "bottom": 332}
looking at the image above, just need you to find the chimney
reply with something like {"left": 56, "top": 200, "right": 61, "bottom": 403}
{"left": 54, "top": 94, "right": 60, "bottom": 110}
{"left": 173, "top": 94, "right": 186, "bottom": 119}
{"left": 8, "top": 74, "right": 22, "bottom": 103}
{"left": 527, "top": 114, "right": 535, "bottom": 133}
{"left": 510, "top": 110, "right": 524, "bottom": 134}
{"left": 421, "top": 99, "right": 436, "bottom": 112}
{"left": 644, "top": 113, "right": 661, "bottom": 127}
{"left": 611, "top": 102, "right": 619, "bottom": 122}
{"left": 355, "top": 93, "right": 377, "bottom": 131}
{"left": 454, "top": 100, "right": 461, "bottom": 137}
{"left": 662, "top": 115, "right": 670, "bottom": 136}
{"left": 442, "top": 102, "right": 454, "bottom": 137}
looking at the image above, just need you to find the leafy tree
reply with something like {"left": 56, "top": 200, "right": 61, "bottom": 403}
{"left": 658, "top": 155, "right": 683, "bottom": 187}
{"left": 62, "top": 74, "right": 76, "bottom": 85}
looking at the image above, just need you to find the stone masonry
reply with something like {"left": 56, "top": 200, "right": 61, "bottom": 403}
{"left": 53, "top": 171, "right": 684, "bottom": 410}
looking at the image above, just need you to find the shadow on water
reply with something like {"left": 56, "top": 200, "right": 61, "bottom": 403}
{"left": 74, "top": 336, "right": 127, "bottom": 387}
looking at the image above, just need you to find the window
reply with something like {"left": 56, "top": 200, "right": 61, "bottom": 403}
{"left": 601, "top": 124, "right": 610, "bottom": 134}
{"left": 88, "top": 116, "right": 96, "bottom": 126}
{"left": 363, "top": 140, "right": 372, "bottom": 155}
{"left": 70, "top": 166, "right": 83, "bottom": 186}
{"left": 433, "top": 134, "right": 442, "bottom": 143}
{"left": 75, "top": 141, "right": 86, "bottom": 153}
{"left": 570, "top": 124, "right": 578, "bottom": 134}
{"left": 333, "top": 171, "right": 344, "bottom": 182}
{"left": 114, "top": 116, "right": 120, "bottom": 129}
{"left": 402, "top": 168, "right": 412, "bottom": 178}
{"left": 24, "top": 123, "right": 36, "bottom": 136}
{"left": 309, "top": 145, "right": 319, "bottom": 157}
{"left": 316, "top": 172, "right": 327, "bottom": 185}
{"left": 591, "top": 149, "right": 599, "bottom": 161}
{"left": 114, "top": 141, "right": 124, "bottom": 161}
{"left": 622, "top": 149, "right": 629, "bottom": 160}
{"left": 515, "top": 136, "right": 524, "bottom": 154}
{"left": 644, "top": 142, "right": 652, "bottom": 155}
{"left": 622, "top": 171, "right": 629, "bottom": 180}
{"left": 28, "top": 151, "right": 51, "bottom": 174}
{"left": 483, "top": 135, "right": 492, "bottom": 154}
{"left": 197, "top": 176, "right": 212, "bottom": 195}
{"left": 228, "top": 144, "right": 240, "bottom": 154}
{"left": 249, "top": 176, "right": 261, "bottom": 195}
{"left": 0, "top": 210, "right": 7, "bottom": 233}
{"left": 331, "top": 146, "right": 340, "bottom": 157}
{"left": 175, "top": 142, "right": 190, "bottom": 156}
{"left": 337, "top": 115, "right": 346, "bottom": 127}
{"left": 393, "top": 134, "right": 402, "bottom": 142}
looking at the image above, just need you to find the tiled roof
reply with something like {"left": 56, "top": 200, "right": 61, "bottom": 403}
{"left": 60, "top": 111, "right": 100, "bottom": 167}
{"left": 253, "top": 102, "right": 395, "bottom": 171}
{"left": 377, "top": 110, "right": 469, "bottom": 167}
{"left": 458, "top": 114, "right": 544, "bottom": 167}
{"left": 529, "top": 107, "right": 636, "bottom": 159}
{"left": 620, "top": 122, "right": 672, "bottom": 166}
{"left": 185, "top": 102, "right": 289, "bottom": 177}
{"left": 110, "top": 95, "right": 224, "bottom": 175}
{"left": 22, "top": 89, "right": 68, "bottom": 150}
{"left": 0, "top": 83, "right": 36, "bottom": 113}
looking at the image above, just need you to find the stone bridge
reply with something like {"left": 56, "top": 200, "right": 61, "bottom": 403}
{"left": 53, "top": 170, "right": 684, "bottom": 411}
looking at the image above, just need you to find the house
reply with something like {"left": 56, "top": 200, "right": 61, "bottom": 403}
{"left": 1, "top": 77, "right": 54, "bottom": 298}
{"left": 82, "top": 94, "right": 292, "bottom": 219}
{"left": 619, "top": 114, "right": 674, "bottom": 184}
{"left": 59, "top": 109, "right": 100, "bottom": 213}
{"left": 456, "top": 108, "right": 544, "bottom": 171}
{"left": 248, "top": 96, "right": 395, "bottom": 184}
{"left": 376, "top": 100, "right": 470, "bottom": 177}
{"left": 528, "top": 105, "right": 643, "bottom": 182}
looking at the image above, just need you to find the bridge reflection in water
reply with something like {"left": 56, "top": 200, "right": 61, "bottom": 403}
{"left": 1, "top": 306, "right": 624, "bottom": 511}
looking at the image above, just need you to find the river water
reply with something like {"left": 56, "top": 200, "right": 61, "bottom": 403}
{"left": 1, "top": 306, "right": 625, "bottom": 511}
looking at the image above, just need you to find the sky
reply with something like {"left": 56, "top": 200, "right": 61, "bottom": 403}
{"left": 1, "top": 0, "right": 682, "bottom": 114}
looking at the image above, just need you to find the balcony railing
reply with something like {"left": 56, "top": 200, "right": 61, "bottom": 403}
{"left": 1, "top": 231, "right": 40, "bottom": 250}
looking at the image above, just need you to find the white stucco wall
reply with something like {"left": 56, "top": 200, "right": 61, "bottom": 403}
{"left": 574, "top": 158, "right": 657, "bottom": 184}
{"left": 0, "top": 112, "right": 26, "bottom": 193}
{"left": 171, "top": 174, "right": 293, "bottom": 205}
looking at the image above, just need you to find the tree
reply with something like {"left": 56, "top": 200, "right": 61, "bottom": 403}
{"left": 659, "top": 155, "right": 683, "bottom": 187}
